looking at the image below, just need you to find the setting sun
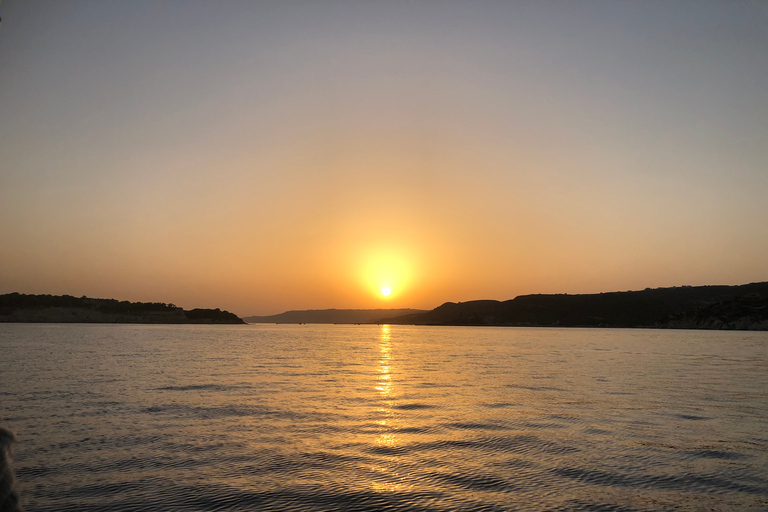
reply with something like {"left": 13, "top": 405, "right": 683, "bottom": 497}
{"left": 357, "top": 247, "right": 415, "bottom": 302}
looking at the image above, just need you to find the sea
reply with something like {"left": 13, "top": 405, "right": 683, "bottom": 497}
{"left": 1, "top": 323, "right": 767, "bottom": 511}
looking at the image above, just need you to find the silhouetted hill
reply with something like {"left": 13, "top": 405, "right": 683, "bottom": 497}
{"left": 244, "top": 308, "right": 428, "bottom": 324}
{"left": 183, "top": 308, "right": 244, "bottom": 324}
{"left": 383, "top": 283, "right": 768, "bottom": 330}
{"left": 0, "top": 293, "right": 245, "bottom": 324}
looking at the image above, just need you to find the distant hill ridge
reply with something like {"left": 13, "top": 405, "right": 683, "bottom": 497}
{"left": 383, "top": 282, "right": 768, "bottom": 330}
{"left": 0, "top": 293, "right": 244, "bottom": 324}
{"left": 244, "top": 308, "right": 427, "bottom": 324}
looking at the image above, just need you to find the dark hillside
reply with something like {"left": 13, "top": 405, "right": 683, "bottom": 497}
{"left": 0, "top": 293, "right": 244, "bottom": 324}
{"left": 383, "top": 283, "right": 768, "bottom": 330}
{"left": 245, "top": 308, "right": 427, "bottom": 324}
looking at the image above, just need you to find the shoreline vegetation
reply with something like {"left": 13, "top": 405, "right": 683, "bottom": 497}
{"left": 3, "top": 282, "right": 767, "bottom": 330}
{"left": 382, "top": 282, "right": 768, "bottom": 330}
{"left": 249, "top": 282, "right": 768, "bottom": 331}
{"left": 0, "top": 293, "right": 244, "bottom": 324}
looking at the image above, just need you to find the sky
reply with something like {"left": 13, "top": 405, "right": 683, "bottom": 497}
{"left": 1, "top": 1, "right": 767, "bottom": 316}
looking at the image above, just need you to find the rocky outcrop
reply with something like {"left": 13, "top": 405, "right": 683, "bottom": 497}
{"left": 0, "top": 427, "right": 22, "bottom": 512}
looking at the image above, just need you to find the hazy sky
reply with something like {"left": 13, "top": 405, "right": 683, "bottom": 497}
{"left": 1, "top": 1, "right": 767, "bottom": 316}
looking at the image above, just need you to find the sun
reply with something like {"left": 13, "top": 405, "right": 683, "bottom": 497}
{"left": 358, "top": 248, "right": 413, "bottom": 301}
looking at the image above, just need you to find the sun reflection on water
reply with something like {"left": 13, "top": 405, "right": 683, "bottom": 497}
{"left": 371, "top": 324, "right": 411, "bottom": 492}
{"left": 376, "top": 324, "right": 395, "bottom": 436}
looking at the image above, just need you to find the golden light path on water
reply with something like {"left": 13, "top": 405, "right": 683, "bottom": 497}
{"left": 371, "top": 324, "right": 410, "bottom": 493}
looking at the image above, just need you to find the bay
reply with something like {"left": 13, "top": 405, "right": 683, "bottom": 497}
{"left": 1, "top": 324, "right": 767, "bottom": 511}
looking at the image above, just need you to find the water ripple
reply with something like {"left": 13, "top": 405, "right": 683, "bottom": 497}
{"left": 3, "top": 324, "right": 767, "bottom": 512}
{"left": 553, "top": 466, "right": 768, "bottom": 495}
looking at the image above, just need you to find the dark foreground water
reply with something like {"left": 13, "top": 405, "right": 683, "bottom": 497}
{"left": 1, "top": 324, "right": 767, "bottom": 511}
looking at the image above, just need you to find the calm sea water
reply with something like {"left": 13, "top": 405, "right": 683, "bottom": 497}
{"left": 1, "top": 324, "right": 767, "bottom": 511}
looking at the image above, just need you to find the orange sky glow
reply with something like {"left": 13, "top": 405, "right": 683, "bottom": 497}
{"left": 1, "top": 2, "right": 767, "bottom": 316}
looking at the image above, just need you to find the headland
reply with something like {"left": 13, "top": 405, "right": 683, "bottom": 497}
{"left": 0, "top": 293, "right": 245, "bottom": 324}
